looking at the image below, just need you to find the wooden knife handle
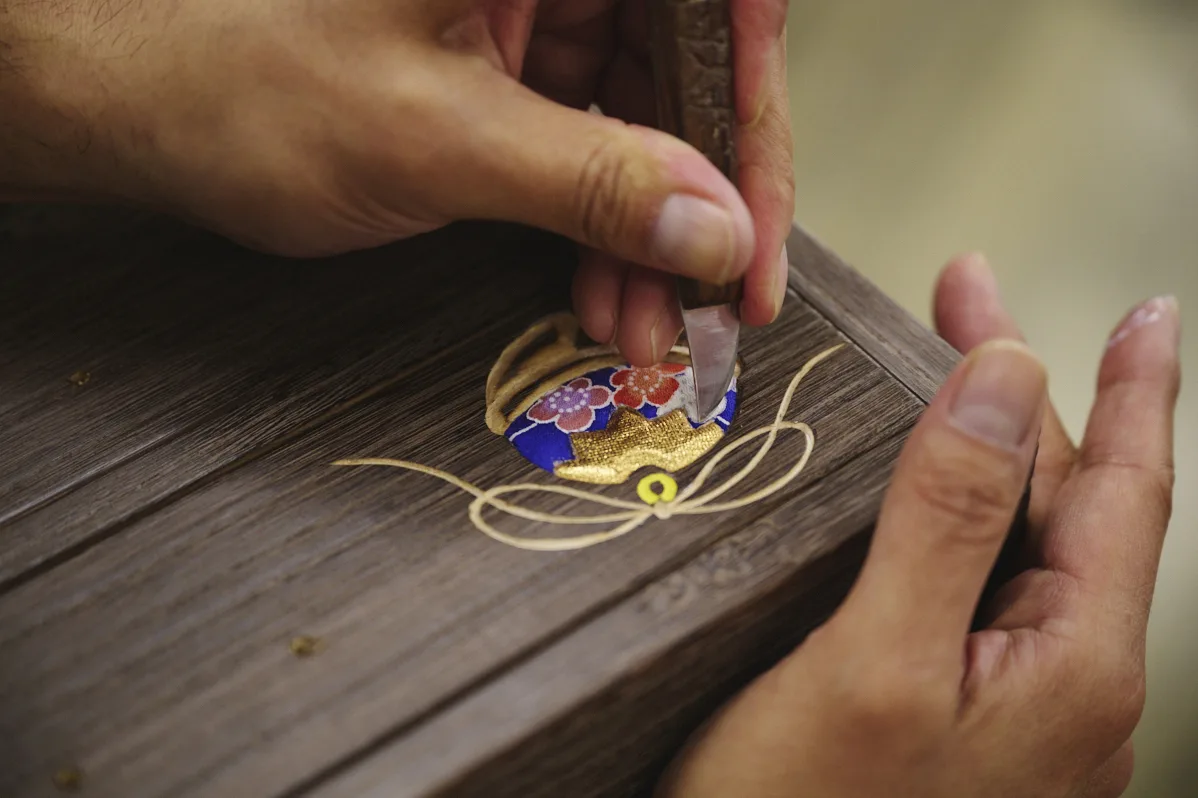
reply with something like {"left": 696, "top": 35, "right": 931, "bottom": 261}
{"left": 649, "top": 0, "right": 743, "bottom": 311}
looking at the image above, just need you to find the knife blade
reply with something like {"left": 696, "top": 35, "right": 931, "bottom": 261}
{"left": 648, "top": 0, "right": 742, "bottom": 422}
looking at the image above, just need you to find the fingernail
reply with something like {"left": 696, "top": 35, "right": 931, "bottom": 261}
{"left": 649, "top": 305, "right": 680, "bottom": 364}
{"left": 1107, "top": 295, "right": 1179, "bottom": 350}
{"left": 949, "top": 341, "right": 1046, "bottom": 449}
{"left": 772, "top": 245, "right": 789, "bottom": 318}
{"left": 652, "top": 195, "right": 750, "bottom": 284}
{"left": 648, "top": 308, "right": 665, "bottom": 363}
{"left": 605, "top": 308, "right": 619, "bottom": 346}
{"left": 961, "top": 251, "right": 997, "bottom": 289}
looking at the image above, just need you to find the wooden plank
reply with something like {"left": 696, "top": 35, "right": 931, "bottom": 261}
{"left": 296, "top": 230, "right": 968, "bottom": 798}
{"left": 0, "top": 293, "right": 922, "bottom": 797}
{"left": 0, "top": 208, "right": 573, "bottom": 587}
{"left": 308, "top": 434, "right": 901, "bottom": 798}
{"left": 787, "top": 224, "right": 959, "bottom": 403}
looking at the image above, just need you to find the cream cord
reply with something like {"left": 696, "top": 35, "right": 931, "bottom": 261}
{"left": 333, "top": 344, "right": 844, "bottom": 551}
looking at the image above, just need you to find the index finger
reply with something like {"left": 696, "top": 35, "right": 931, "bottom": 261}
{"left": 835, "top": 341, "right": 1046, "bottom": 667}
{"left": 731, "top": 0, "right": 789, "bottom": 128}
{"left": 933, "top": 253, "right": 1078, "bottom": 528}
{"left": 731, "top": 0, "right": 794, "bottom": 327}
{"left": 1048, "top": 296, "right": 1181, "bottom": 638}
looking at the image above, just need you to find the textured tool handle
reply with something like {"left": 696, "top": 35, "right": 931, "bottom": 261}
{"left": 649, "top": 0, "right": 743, "bottom": 311}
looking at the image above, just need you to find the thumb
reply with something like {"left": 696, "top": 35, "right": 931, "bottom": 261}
{"left": 434, "top": 72, "right": 756, "bottom": 284}
{"left": 834, "top": 340, "right": 1046, "bottom": 666}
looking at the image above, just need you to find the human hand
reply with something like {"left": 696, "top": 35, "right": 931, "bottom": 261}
{"left": 0, "top": 0, "right": 793, "bottom": 365}
{"left": 657, "top": 254, "right": 1181, "bottom": 798}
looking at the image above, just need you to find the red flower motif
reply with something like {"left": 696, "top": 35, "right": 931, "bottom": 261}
{"left": 611, "top": 363, "right": 687, "bottom": 409}
{"left": 527, "top": 378, "right": 611, "bottom": 433}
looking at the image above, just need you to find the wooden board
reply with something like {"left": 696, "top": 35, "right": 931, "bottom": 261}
{"left": 0, "top": 208, "right": 570, "bottom": 589}
{"left": 0, "top": 206, "right": 953, "bottom": 798}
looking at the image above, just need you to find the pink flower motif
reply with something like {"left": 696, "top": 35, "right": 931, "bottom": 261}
{"left": 527, "top": 378, "right": 611, "bottom": 433}
{"left": 611, "top": 362, "right": 686, "bottom": 409}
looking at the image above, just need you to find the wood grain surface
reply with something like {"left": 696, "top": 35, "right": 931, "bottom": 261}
{"left": 0, "top": 207, "right": 571, "bottom": 589}
{"left": 0, "top": 207, "right": 942, "bottom": 797}
{"left": 787, "top": 224, "right": 959, "bottom": 403}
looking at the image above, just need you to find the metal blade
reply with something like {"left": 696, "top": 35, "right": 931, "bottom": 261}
{"left": 682, "top": 303, "right": 740, "bottom": 422}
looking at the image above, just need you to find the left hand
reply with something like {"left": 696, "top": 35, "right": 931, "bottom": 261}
{"left": 657, "top": 254, "right": 1181, "bottom": 798}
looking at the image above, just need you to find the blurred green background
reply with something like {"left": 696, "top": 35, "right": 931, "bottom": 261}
{"left": 784, "top": 0, "right": 1196, "bottom": 794}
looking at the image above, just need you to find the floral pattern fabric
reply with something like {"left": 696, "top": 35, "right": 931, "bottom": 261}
{"left": 611, "top": 363, "right": 687, "bottom": 410}
{"left": 505, "top": 363, "right": 738, "bottom": 478}
{"left": 526, "top": 378, "right": 611, "bottom": 433}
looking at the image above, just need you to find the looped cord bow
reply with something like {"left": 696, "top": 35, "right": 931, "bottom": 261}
{"left": 333, "top": 344, "right": 843, "bottom": 551}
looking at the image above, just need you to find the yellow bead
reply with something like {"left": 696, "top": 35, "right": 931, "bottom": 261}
{"left": 637, "top": 473, "right": 678, "bottom": 506}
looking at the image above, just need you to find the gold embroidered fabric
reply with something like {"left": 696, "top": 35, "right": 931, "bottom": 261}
{"left": 555, "top": 409, "right": 724, "bottom": 485}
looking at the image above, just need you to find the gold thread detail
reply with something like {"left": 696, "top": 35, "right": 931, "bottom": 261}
{"left": 637, "top": 474, "right": 678, "bottom": 506}
{"left": 333, "top": 344, "right": 843, "bottom": 552}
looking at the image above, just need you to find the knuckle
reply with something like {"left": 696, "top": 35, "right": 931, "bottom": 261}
{"left": 1097, "top": 665, "right": 1147, "bottom": 741}
{"left": 907, "top": 444, "right": 1022, "bottom": 537}
{"left": 742, "top": 159, "right": 795, "bottom": 227}
{"left": 1141, "top": 462, "right": 1175, "bottom": 519}
{"left": 741, "top": 156, "right": 794, "bottom": 228}
{"left": 1085, "top": 454, "right": 1176, "bottom": 521}
{"left": 1138, "top": 460, "right": 1175, "bottom": 515}
{"left": 1097, "top": 358, "right": 1181, "bottom": 405}
{"left": 573, "top": 135, "right": 634, "bottom": 253}
{"left": 1036, "top": 651, "right": 1143, "bottom": 797}
{"left": 1101, "top": 745, "right": 1137, "bottom": 798}
{"left": 1075, "top": 744, "right": 1137, "bottom": 798}
{"left": 1069, "top": 645, "right": 1146, "bottom": 746}
{"left": 774, "top": 157, "right": 797, "bottom": 214}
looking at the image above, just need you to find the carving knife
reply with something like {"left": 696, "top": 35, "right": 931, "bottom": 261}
{"left": 649, "top": 0, "right": 742, "bottom": 422}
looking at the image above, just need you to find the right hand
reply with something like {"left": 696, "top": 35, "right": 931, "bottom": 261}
{"left": 658, "top": 254, "right": 1181, "bottom": 798}
{"left": 0, "top": 0, "right": 794, "bottom": 366}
